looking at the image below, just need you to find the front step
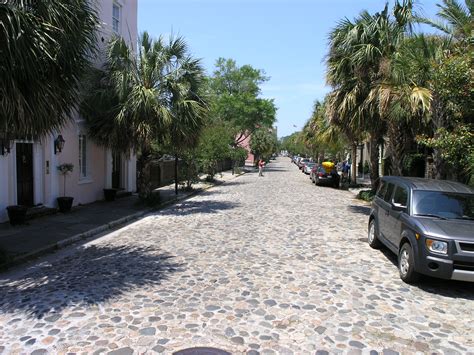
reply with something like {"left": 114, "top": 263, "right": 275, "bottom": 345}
{"left": 116, "top": 190, "right": 132, "bottom": 199}
{"left": 26, "top": 206, "right": 58, "bottom": 220}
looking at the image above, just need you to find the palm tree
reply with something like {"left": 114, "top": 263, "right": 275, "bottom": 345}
{"left": 419, "top": 0, "right": 473, "bottom": 44}
{"left": 327, "top": 1, "right": 418, "bottom": 187}
{"left": 417, "top": 0, "right": 473, "bottom": 179}
{"left": 0, "top": 0, "right": 98, "bottom": 139}
{"left": 166, "top": 55, "right": 207, "bottom": 194}
{"left": 81, "top": 32, "right": 206, "bottom": 199}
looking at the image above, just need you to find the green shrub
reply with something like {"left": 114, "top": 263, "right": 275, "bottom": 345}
{"left": 357, "top": 189, "right": 375, "bottom": 202}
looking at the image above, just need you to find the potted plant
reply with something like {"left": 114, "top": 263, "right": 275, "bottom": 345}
{"left": 103, "top": 188, "right": 117, "bottom": 201}
{"left": 6, "top": 205, "right": 28, "bottom": 226}
{"left": 57, "top": 163, "right": 74, "bottom": 212}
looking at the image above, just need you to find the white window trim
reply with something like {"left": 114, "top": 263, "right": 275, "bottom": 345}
{"left": 78, "top": 134, "right": 92, "bottom": 182}
{"left": 112, "top": 2, "right": 121, "bottom": 35}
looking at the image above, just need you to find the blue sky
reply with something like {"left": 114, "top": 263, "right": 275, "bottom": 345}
{"left": 138, "top": 0, "right": 440, "bottom": 138}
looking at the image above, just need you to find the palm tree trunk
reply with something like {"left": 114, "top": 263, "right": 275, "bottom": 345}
{"left": 369, "top": 137, "right": 380, "bottom": 190}
{"left": 387, "top": 121, "right": 405, "bottom": 176}
{"left": 137, "top": 147, "right": 152, "bottom": 200}
{"left": 431, "top": 95, "right": 447, "bottom": 180}
{"left": 174, "top": 156, "right": 179, "bottom": 195}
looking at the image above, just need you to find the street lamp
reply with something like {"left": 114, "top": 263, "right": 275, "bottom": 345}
{"left": 54, "top": 135, "right": 65, "bottom": 154}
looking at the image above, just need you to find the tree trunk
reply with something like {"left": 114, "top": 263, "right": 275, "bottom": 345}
{"left": 387, "top": 121, "right": 405, "bottom": 176}
{"left": 351, "top": 143, "right": 357, "bottom": 184}
{"left": 137, "top": 147, "right": 152, "bottom": 200}
{"left": 368, "top": 137, "right": 380, "bottom": 191}
{"left": 431, "top": 95, "right": 447, "bottom": 180}
{"left": 174, "top": 156, "right": 179, "bottom": 195}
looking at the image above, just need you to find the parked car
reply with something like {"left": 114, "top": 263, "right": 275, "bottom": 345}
{"left": 312, "top": 166, "right": 340, "bottom": 188}
{"left": 368, "top": 176, "right": 474, "bottom": 283}
{"left": 298, "top": 158, "right": 310, "bottom": 170}
{"left": 303, "top": 162, "right": 316, "bottom": 174}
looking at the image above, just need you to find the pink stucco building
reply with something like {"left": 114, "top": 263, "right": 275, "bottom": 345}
{"left": 0, "top": 0, "right": 138, "bottom": 222}
{"left": 239, "top": 133, "right": 255, "bottom": 166}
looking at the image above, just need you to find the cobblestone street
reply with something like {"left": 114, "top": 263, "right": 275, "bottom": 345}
{"left": 0, "top": 158, "right": 473, "bottom": 354}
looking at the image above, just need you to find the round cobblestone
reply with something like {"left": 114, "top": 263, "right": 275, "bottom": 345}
{"left": 0, "top": 158, "right": 473, "bottom": 353}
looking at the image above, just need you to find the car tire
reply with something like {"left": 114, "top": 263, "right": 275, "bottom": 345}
{"left": 368, "top": 219, "right": 382, "bottom": 249}
{"left": 398, "top": 242, "right": 420, "bottom": 284}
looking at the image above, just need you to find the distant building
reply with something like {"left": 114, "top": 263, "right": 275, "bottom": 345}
{"left": 0, "top": 0, "right": 138, "bottom": 222}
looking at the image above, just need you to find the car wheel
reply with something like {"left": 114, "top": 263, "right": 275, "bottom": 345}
{"left": 398, "top": 243, "right": 420, "bottom": 284}
{"left": 368, "top": 219, "right": 382, "bottom": 249}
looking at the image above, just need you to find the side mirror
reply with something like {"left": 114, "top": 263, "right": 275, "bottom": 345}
{"left": 392, "top": 203, "right": 407, "bottom": 212}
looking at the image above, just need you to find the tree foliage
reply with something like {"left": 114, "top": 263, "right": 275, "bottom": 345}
{"left": 207, "top": 58, "right": 276, "bottom": 146}
{"left": 250, "top": 128, "right": 278, "bottom": 161}
{"left": 0, "top": 0, "right": 98, "bottom": 138}
{"left": 81, "top": 32, "right": 206, "bottom": 198}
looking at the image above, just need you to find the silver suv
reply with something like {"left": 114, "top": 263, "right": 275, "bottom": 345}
{"left": 368, "top": 177, "right": 474, "bottom": 283}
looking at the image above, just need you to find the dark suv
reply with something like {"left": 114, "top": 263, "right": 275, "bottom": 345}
{"left": 368, "top": 176, "right": 474, "bottom": 283}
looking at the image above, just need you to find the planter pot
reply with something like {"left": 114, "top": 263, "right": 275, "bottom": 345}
{"left": 6, "top": 205, "right": 28, "bottom": 226}
{"left": 57, "top": 197, "right": 74, "bottom": 213}
{"left": 103, "top": 188, "right": 118, "bottom": 202}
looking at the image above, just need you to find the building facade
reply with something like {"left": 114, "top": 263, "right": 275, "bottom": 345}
{"left": 0, "top": 0, "right": 138, "bottom": 222}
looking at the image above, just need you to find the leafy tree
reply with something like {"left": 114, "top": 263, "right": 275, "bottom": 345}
{"left": 280, "top": 133, "right": 307, "bottom": 156}
{"left": 0, "top": 0, "right": 98, "bottom": 138}
{"left": 197, "top": 123, "right": 234, "bottom": 180}
{"left": 207, "top": 58, "right": 277, "bottom": 147}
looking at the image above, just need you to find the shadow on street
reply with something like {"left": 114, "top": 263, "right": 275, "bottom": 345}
{"left": 347, "top": 205, "right": 371, "bottom": 216}
{"left": 376, "top": 246, "right": 474, "bottom": 300}
{"left": 0, "top": 245, "right": 183, "bottom": 318}
{"left": 160, "top": 200, "right": 240, "bottom": 216}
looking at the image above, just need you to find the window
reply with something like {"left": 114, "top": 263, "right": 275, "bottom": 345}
{"left": 413, "top": 191, "right": 474, "bottom": 219}
{"left": 112, "top": 3, "right": 120, "bottom": 34}
{"left": 376, "top": 181, "right": 387, "bottom": 198}
{"left": 79, "top": 135, "right": 87, "bottom": 178}
{"left": 393, "top": 186, "right": 408, "bottom": 208}
{"left": 383, "top": 183, "right": 395, "bottom": 202}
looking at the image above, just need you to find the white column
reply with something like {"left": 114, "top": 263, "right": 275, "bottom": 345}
{"left": 33, "top": 142, "right": 44, "bottom": 205}
{"left": 126, "top": 152, "right": 136, "bottom": 192}
{"left": 105, "top": 148, "right": 113, "bottom": 189}
{"left": 0, "top": 152, "right": 11, "bottom": 222}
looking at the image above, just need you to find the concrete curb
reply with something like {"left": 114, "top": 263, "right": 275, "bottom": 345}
{"left": 5, "top": 171, "right": 247, "bottom": 269}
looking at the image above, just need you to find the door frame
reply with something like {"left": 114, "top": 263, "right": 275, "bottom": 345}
{"left": 12, "top": 140, "right": 44, "bottom": 206}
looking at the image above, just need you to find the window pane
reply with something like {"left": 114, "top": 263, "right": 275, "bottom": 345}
{"left": 113, "top": 4, "right": 119, "bottom": 18}
{"left": 384, "top": 183, "right": 395, "bottom": 202}
{"left": 113, "top": 19, "right": 119, "bottom": 33}
{"left": 413, "top": 191, "right": 474, "bottom": 218}
{"left": 376, "top": 181, "right": 387, "bottom": 198}
{"left": 393, "top": 186, "right": 408, "bottom": 206}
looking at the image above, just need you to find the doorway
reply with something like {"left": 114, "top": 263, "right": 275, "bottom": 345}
{"left": 16, "top": 143, "right": 34, "bottom": 206}
{"left": 112, "top": 151, "right": 122, "bottom": 189}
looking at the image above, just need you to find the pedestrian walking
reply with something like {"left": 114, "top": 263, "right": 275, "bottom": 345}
{"left": 258, "top": 159, "right": 265, "bottom": 177}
